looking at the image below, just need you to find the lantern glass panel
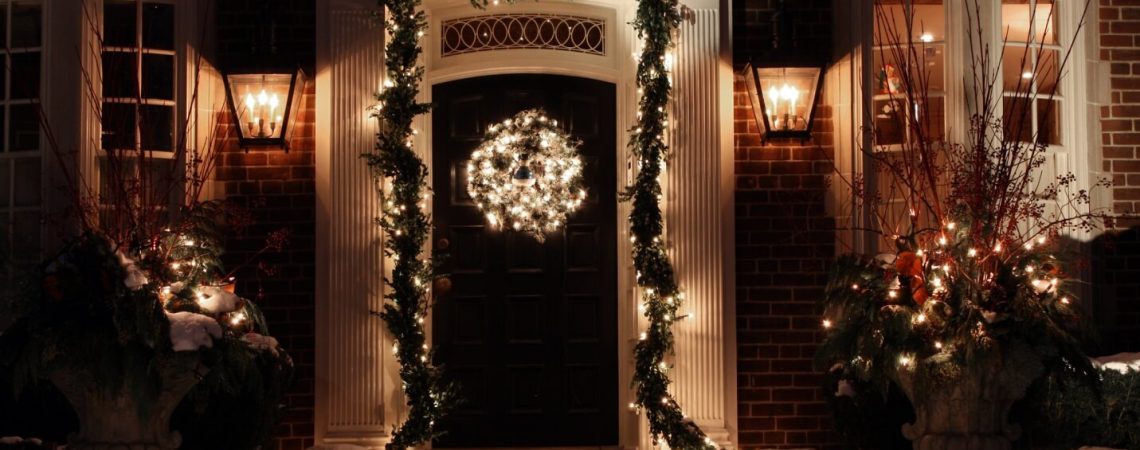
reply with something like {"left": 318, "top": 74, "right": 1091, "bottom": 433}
{"left": 753, "top": 67, "right": 820, "bottom": 132}
{"left": 227, "top": 73, "right": 294, "bottom": 141}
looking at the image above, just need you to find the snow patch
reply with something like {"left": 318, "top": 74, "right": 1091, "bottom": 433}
{"left": 195, "top": 285, "right": 240, "bottom": 314}
{"left": 116, "top": 250, "right": 149, "bottom": 290}
{"left": 836, "top": 379, "right": 857, "bottom": 398}
{"left": 166, "top": 311, "right": 222, "bottom": 351}
{"left": 1093, "top": 352, "right": 1140, "bottom": 374}
{"left": 242, "top": 332, "right": 280, "bottom": 356}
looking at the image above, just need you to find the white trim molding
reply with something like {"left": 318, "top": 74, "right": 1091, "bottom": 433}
{"left": 315, "top": 0, "right": 394, "bottom": 447}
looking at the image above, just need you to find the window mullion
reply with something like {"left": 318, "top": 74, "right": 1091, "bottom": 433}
{"left": 5, "top": 0, "right": 11, "bottom": 154}
{"left": 134, "top": 0, "right": 143, "bottom": 153}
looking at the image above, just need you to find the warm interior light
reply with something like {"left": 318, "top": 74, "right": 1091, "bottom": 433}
{"left": 919, "top": 33, "right": 934, "bottom": 43}
{"left": 1022, "top": 71, "right": 1033, "bottom": 79}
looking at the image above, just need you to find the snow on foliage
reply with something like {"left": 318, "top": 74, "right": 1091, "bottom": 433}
{"left": 116, "top": 250, "right": 149, "bottom": 290}
{"left": 241, "top": 332, "right": 280, "bottom": 356}
{"left": 1093, "top": 353, "right": 1140, "bottom": 375}
{"left": 195, "top": 285, "right": 240, "bottom": 314}
{"left": 166, "top": 310, "right": 223, "bottom": 351}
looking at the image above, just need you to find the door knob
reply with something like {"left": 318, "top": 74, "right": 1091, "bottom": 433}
{"left": 434, "top": 276, "right": 453, "bottom": 294}
{"left": 437, "top": 238, "right": 450, "bottom": 250}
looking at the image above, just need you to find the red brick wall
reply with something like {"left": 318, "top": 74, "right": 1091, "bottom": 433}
{"left": 218, "top": 83, "right": 316, "bottom": 450}
{"left": 216, "top": 3, "right": 316, "bottom": 449}
{"left": 733, "top": 1, "right": 839, "bottom": 448}
{"left": 1095, "top": 0, "right": 1140, "bottom": 353}
{"left": 733, "top": 0, "right": 832, "bottom": 69}
{"left": 733, "top": 78, "right": 838, "bottom": 449}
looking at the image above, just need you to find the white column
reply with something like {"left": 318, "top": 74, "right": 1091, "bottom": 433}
{"left": 663, "top": 4, "right": 737, "bottom": 449}
{"left": 315, "top": 1, "right": 395, "bottom": 447}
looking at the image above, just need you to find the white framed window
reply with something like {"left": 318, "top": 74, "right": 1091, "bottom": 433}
{"left": 101, "top": 0, "right": 175, "bottom": 153}
{"left": 867, "top": 0, "right": 948, "bottom": 246}
{"left": 0, "top": 0, "right": 42, "bottom": 282}
{"left": 871, "top": 0, "right": 947, "bottom": 147}
{"left": 852, "top": 0, "right": 1096, "bottom": 251}
{"left": 98, "top": 0, "right": 179, "bottom": 219}
{"left": 999, "top": 0, "right": 1063, "bottom": 146}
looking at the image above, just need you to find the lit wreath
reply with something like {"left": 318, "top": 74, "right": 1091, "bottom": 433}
{"left": 466, "top": 109, "right": 586, "bottom": 241}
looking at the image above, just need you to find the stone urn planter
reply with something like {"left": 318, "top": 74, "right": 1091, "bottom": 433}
{"left": 47, "top": 351, "right": 205, "bottom": 450}
{"left": 895, "top": 349, "right": 1044, "bottom": 450}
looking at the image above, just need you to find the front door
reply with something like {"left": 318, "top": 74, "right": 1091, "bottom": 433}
{"left": 431, "top": 74, "right": 618, "bottom": 448}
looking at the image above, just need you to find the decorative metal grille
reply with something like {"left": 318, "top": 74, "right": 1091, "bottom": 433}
{"left": 441, "top": 14, "right": 605, "bottom": 57}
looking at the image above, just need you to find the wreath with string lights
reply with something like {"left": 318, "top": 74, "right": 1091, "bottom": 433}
{"left": 466, "top": 109, "right": 587, "bottom": 241}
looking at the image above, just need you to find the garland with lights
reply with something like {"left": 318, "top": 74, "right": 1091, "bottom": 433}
{"left": 467, "top": 108, "right": 586, "bottom": 241}
{"left": 625, "top": 1, "right": 716, "bottom": 448}
{"left": 365, "top": 0, "right": 456, "bottom": 448}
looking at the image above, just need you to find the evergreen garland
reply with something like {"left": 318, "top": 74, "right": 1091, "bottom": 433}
{"left": 626, "top": 1, "right": 716, "bottom": 448}
{"left": 365, "top": 0, "right": 455, "bottom": 448}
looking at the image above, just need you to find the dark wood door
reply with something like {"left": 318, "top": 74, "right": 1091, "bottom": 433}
{"left": 431, "top": 74, "right": 617, "bottom": 448}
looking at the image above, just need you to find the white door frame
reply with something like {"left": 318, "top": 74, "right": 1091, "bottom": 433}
{"left": 315, "top": 0, "right": 737, "bottom": 448}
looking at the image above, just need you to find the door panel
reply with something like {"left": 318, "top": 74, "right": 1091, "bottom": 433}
{"left": 432, "top": 74, "right": 618, "bottom": 448}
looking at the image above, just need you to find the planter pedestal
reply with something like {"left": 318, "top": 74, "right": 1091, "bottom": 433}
{"left": 49, "top": 352, "right": 204, "bottom": 450}
{"left": 896, "top": 351, "right": 1043, "bottom": 450}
